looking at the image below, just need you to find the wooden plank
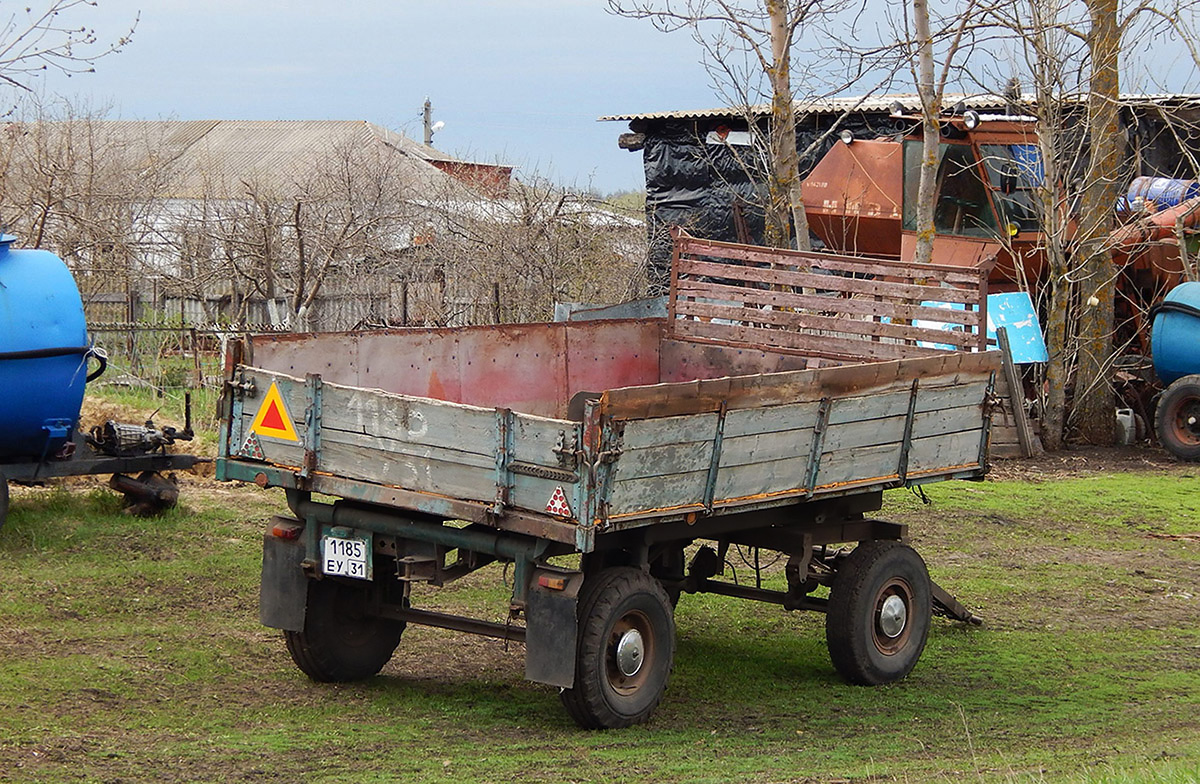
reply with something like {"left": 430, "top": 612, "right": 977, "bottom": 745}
{"left": 816, "top": 442, "right": 903, "bottom": 486}
{"left": 674, "top": 299, "right": 981, "bottom": 349}
{"left": 606, "top": 469, "right": 710, "bottom": 516}
{"left": 722, "top": 401, "right": 823, "bottom": 437}
{"left": 619, "top": 412, "right": 720, "bottom": 449}
{"left": 675, "top": 234, "right": 985, "bottom": 285}
{"left": 826, "top": 378, "right": 991, "bottom": 425}
{"left": 247, "top": 436, "right": 498, "bottom": 503}
{"left": 601, "top": 351, "right": 1001, "bottom": 419}
{"left": 675, "top": 278, "right": 984, "bottom": 326}
{"left": 674, "top": 319, "right": 943, "bottom": 362}
{"left": 822, "top": 416, "right": 908, "bottom": 453}
{"left": 677, "top": 258, "right": 984, "bottom": 305}
{"left": 611, "top": 442, "right": 714, "bottom": 482}
{"left": 713, "top": 456, "right": 809, "bottom": 500}
{"left": 996, "top": 326, "right": 1040, "bottom": 457}
{"left": 907, "top": 429, "right": 987, "bottom": 474}
{"left": 319, "top": 385, "right": 498, "bottom": 456}
{"left": 718, "top": 428, "right": 815, "bottom": 468}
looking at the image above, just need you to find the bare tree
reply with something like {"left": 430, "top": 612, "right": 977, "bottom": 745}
{"left": 904, "top": 0, "right": 987, "bottom": 265}
{"left": 608, "top": 0, "right": 868, "bottom": 250}
{"left": 0, "top": 1, "right": 135, "bottom": 92}
{"left": 414, "top": 174, "right": 647, "bottom": 325}
{"left": 982, "top": 0, "right": 1200, "bottom": 447}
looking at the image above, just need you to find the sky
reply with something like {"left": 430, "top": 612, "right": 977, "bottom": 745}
{"left": 16, "top": 0, "right": 724, "bottom": 194}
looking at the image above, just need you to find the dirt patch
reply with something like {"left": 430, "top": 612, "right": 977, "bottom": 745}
{"left": 988, "top": 444, "right": 1189, "bottom": 481}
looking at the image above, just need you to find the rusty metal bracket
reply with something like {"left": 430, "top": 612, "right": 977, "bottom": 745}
{"left": 898, "top": 378, "right": 920, "bottom": 484}
{"left": 552, "top": 429, "right": 580, "bottom": 470}
{"left": 804, "top": 397, "right": 833, "bottom": 498}
{"left": 492, "top": 407, "right": 515, "bottom": 517}
{"left": 299, "top": 373, "right": 323, "bottom": 485}
{"left": 702, "top": 400, "right": 729, "bottom": 513}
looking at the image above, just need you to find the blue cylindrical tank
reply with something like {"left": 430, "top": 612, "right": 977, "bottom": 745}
{"left": 1127, "top": 177, "right": 1200, "bottom": 208}
{"left": 1152, "top": 282, "right": 1200, "bottom": 386}
{"left": 0, "top": 235, "right": 90, "bottom": 461}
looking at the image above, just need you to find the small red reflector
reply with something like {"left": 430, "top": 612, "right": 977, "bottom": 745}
{"left": 271, "top": 522, "right": 303, "bottom": 540}
{"left": 538, "top": 575, "right": 567, "bottom": 591}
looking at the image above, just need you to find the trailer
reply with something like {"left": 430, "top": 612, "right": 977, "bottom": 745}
{"left": 217, "top": 232, "right": 1001, "bottom": 728}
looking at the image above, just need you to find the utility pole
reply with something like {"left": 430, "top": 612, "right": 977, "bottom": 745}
{"left": 423, "top": 98, "right": 434, "bottom": 146}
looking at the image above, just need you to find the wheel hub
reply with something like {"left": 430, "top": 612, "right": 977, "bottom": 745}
{"left": 878, "top": 594, "right": 908, "bottom": 638}
{"left": 615, "top": 628, "right": 645, "bottom": 677}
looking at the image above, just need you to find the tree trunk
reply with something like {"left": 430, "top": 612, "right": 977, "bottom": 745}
{"left": 912, "top": 0, "right": 939, "bottom": 266}
{"left": 765, "top": 0, "right": 809, "bottom": 250}
{"left": 1073, "top": 0, "right": 1121, "bottom": 445}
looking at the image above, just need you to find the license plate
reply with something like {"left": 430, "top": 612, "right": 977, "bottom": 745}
{"left": 321, "top": 534, "right": 372, "bottom": 580}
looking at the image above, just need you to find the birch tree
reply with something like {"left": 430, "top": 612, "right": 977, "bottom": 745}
{"left": 608, "top": 0, "right": 862, "bottom": 250}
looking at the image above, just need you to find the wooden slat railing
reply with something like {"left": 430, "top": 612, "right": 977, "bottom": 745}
{"left": 667, "top": 229, "right": 990, "bottom": 363}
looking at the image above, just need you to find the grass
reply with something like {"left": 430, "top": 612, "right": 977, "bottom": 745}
{"left": 1, "top": 449, "right": 1198, "bottom": 782}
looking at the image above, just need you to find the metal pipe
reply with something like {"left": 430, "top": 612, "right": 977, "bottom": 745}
{"left": 378, "top": 605, "right": 527, "bottom": 643}
{"left": 298, "top": 500, "right": 548, "bottom": 563}
{"left": 692, "top": 578, "right": 828, "bottom": 612}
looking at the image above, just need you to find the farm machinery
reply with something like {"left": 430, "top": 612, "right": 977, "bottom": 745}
{"left": 0, "top": 234, "right": 200, "bottom": 529}
{"left": 801, "top": 111, "right": 1200, "bottom": 448}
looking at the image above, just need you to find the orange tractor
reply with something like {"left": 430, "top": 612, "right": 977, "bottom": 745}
{"left": 800, "top": 111, "right": 1199, "bottom": 353}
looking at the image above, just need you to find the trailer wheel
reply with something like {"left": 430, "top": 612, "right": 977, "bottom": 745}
{"left": 826, "top": 541, "right": 931, "bottom": 686}
{"left": 1156, "top": 375, "right": 1200, "bottom": 460}
{"left": 560, "top": 567, "right": 676, "bottom": 729}
{"left": 284, "top": 578, "right": 404, "bottom": 682}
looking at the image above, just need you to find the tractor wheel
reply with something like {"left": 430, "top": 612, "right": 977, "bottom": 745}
{"left": 826, "top": 541, "right": 931, "bottom": 686}
{"left": 560, "top": 567, "right": 675, "bottom": 729}
{"left": 1156, "top": 375, "right": 1200, "bottom": 460}
{"left": 284, "top": 578, "right": 404, "bottom": 682}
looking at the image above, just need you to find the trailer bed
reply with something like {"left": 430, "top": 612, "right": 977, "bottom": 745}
{"left": 218, "top": 233, "right": 999, "bottom": 551}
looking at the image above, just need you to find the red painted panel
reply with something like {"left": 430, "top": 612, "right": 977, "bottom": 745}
{"left": 564, "top": 320, "right": 661, "bottom": 400}
{"left": 249, "top": 320, "right": 664, "bottom": 420}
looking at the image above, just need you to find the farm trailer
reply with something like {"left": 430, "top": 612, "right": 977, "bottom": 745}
{"left": 217, "top": 232, "right": 1001, "bottom": 729}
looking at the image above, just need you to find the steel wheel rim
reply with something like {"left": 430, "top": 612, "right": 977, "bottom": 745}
{"left": 872, "top": 577, "right": 914, "bottom": 656}
{"left": 1171, "top": 398, "right": 1200, "bottom": 446}
{"left": 606, "top": 610, "right": 654, "bottom": 695}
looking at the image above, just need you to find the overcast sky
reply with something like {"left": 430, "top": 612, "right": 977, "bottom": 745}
{"left": 16, "top": 1, "right": 1200, "bottom": 195}
{"left": 16, "top": 0, "right": 724, "bottom": 194}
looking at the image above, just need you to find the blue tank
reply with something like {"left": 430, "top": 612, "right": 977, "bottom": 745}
{"left": 1127, "top": 177, "right": 1200, "bottom": 209}
{"left": 1151, "top": 281, "right": 1200, "bottom": 386}
{"left": 0, "top": 235, "right": 90, "bottom": 461}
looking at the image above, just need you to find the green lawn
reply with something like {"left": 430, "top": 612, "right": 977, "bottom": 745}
{"left": 1, "top": 453, "right": 1198, "bottom": 783}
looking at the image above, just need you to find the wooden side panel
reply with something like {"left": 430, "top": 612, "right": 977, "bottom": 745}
{"left": 603, "top": 369, "right": 994, "bottom": 523}
{"left": 229, "top": 368, "right": 583, "bottom": 519}
{"left": 606, "top": 413, "right": 718, "bottom": 516}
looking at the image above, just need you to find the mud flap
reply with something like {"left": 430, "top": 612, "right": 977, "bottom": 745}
{"left": 260, "top": 522, "right": 309, "bottom": 631}
{"left": 524, "top": 566, "right": 584, "bottom": 688}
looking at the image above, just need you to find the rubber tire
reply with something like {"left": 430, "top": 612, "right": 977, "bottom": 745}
{"left": 284, "top": 578, "right": 404, "bottom": 682}
{"left": 560, "top": 567, "right": 676, "bottom": 729}
{"left": 1156, "top": 375, "right": 1200, "bottom": 460}
{"left": 826, "top": 541, "right": 931, "bottom": 686}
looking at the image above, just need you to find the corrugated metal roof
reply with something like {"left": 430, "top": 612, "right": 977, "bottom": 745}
{"left": 599, "top": 92, "right": 1200, "bottom": 122}
{"left": 16, "top": 119, "right": 483, "bottom": 200}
